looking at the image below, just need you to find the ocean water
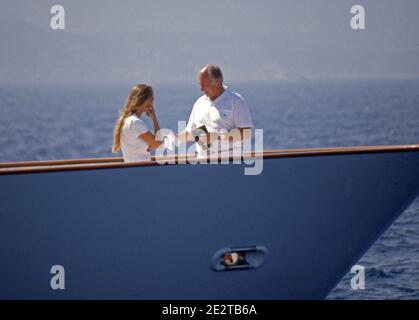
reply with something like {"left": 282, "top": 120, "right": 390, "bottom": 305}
{"left": 1, "top": 80, "right": 419, "bottom": 299}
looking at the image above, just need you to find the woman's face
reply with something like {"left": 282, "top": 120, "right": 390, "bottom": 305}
{"left": 138, "top": 96, "right": 154, "bottom": 114}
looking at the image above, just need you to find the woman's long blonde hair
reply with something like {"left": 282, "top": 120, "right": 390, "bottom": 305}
{"left": 112, "top": 84, "right": 153, "bottom": 153}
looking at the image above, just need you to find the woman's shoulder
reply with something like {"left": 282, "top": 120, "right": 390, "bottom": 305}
{"left": 124, "top": 114, "right": 147, "bottom": 132}
{"left": 125, "top": 114, "right": 144, "bottom": 125}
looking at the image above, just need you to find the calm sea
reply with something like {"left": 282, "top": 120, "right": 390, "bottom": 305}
{"left": 1, "top": 80, "right": 419, "bottom": 299}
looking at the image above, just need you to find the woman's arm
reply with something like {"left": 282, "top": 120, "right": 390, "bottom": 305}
{"left": 139, "top": 107, "right": 163, "bottom": 150}
{"left": 149, "top": 107, "right": 161, "bottom": 138}
{"left": 139, "top": 132, "right": 162, "bottom": 149}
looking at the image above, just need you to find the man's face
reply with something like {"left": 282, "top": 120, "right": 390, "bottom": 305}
{"left": 198, "top": 72, "right": 220, "bottom": 101}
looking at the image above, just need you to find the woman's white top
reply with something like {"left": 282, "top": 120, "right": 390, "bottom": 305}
{"left": 120, "top": 114, "right": 150, "bottom": 162}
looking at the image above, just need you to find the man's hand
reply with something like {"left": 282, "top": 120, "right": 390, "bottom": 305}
{"left": 197, "top": 132, "right": 218, "bottom": 144}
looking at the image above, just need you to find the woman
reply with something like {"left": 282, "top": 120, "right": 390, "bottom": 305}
{"left": 112, "top": 84, "right": 162, "bottom": 162}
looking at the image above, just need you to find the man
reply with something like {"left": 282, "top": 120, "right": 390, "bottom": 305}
{"left": 178, "top": 64, "right": 254, "bottom": 158}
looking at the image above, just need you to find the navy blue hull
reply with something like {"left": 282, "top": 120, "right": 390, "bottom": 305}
{"left": 1, "top": 151, "right": 419, "bottom": 299}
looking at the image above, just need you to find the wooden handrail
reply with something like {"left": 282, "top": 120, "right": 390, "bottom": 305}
{"left": 1, "top": 144, "right": 419, "bottom": 175}
{"left": 0, "top": 157, "right": 123, "bottom": 168}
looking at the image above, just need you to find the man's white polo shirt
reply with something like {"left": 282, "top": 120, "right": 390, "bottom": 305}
{"left": 185, "top": 87, "right": 254, "bottom": 157}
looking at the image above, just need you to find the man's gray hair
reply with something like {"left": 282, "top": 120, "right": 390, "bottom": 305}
{"left": 206, "top": 65, "right": 223, "bottom": 83}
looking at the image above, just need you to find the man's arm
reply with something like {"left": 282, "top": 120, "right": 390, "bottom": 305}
{"left": 232, "top": 95, "right": 254, "bottom": 140}
{"left": 176, "top": 130, "right": 195, "bottom": 143}
{"left": 199, "top": 127, "right": 252, "bottom": 144}
{"left": 226, "top": 127, "right": 252, "bottom": 141}
{"left": 176, "top": 103, "right": 199, "bottom": 144}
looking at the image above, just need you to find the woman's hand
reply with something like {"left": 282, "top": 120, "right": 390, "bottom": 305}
{"left": 146, "top": 106, "right": 161, "bottom": 139}
{"left": 146, "top": 106, "right": 157, "bottom": 120}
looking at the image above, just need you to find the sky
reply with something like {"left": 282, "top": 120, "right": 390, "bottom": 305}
{"left": 0, "top": 0, "right": 418, "bottom": 85}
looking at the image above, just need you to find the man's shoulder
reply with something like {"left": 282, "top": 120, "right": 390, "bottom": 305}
{"left": 195, "top": 94, "right": 208, "bottom": 103}
{"left": 225, "top": 90, "right": 248, "bottom": 109}
{"left": 226, "top": 88, "right": 246, "bottom": 102}
{"left": 193, "top": 94, "right": 209, "bottom": 108}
